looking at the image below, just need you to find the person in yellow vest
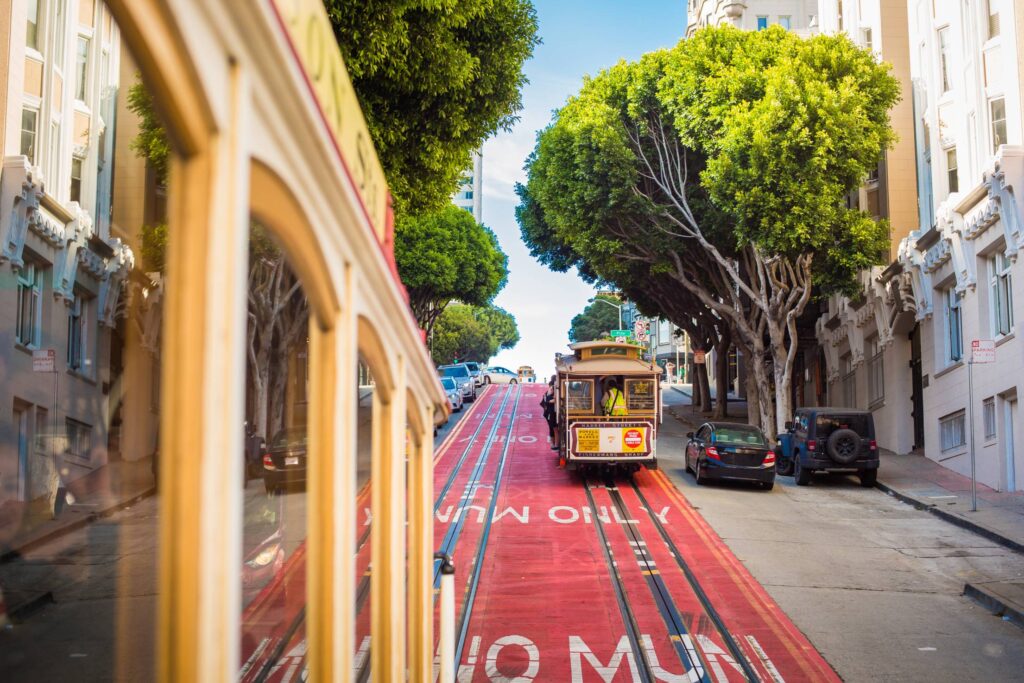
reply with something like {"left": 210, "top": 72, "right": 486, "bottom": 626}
{"left": 602, "top": 379, "right": 627, "bottom": 416}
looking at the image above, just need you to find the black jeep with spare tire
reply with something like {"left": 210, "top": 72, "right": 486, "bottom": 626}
{"left": 774, "top": 408, "right": 879, "bottom": 487}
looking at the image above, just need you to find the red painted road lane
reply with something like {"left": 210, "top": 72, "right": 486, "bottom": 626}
{"left": 444, "top": 385, "right": 840, "bottom": 682}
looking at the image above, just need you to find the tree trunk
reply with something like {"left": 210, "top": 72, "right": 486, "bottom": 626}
{"left": 748, "top": 339, "right": 777, "bottom": 440}
{"left": 696, "top": 361, "right": 712, "bottom": 413}
{"left": 745, "top": 367, "right": 760, "bottom": 431}
{"left": 714, "top": 341, "right": 730, "bottom": 419}
{"left": 768, "top": 318, "right": 797, "bottom": 439}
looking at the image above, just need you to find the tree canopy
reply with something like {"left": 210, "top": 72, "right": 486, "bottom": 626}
{"left": 519, "top": 25, "right": 899, "bottom": 435}
{"left": 327, "top": 0, "right": 540, "bottom": 216}
{"left": 431, "top": 303, "right": 519, "bottom": 366}
{"left": 394, "top": 205, "right": 508, "bottom": 333}
{"left": 569, "top": 295, "right": 621, "bottom": 343}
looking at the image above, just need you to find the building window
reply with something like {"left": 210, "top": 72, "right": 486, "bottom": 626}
{"left": 944, "top": 287, "right": 963, "bottom": 363}
{"left": 983, "top": 397, "right": 996, "bottom": 440}
{"left": 990, "top": 252, "right": 1013, "bottom": 337}
{"left": 841, "top": 353, "right": 856, "bottom": 407}
{"left": 75, "top": 36, "right": 89, "bottom": 101}
{"left": 945, "top": 147, "right": 958, "bottom": 193}
{"left": 16, "top": 263, "right": 43, "bottom": 348}
{"left": 67, "top": 293, "right": 90, "bottom": 372}
{"left": 990, "top": 98, "right": 1006, "bottom": 153}
{"left": 21, "top": 108, "right": 39, "bottom": 164}
{"left": 757, "top": 16, "right": 768, "bottom": 30}
{"left": 65, "top": 418, "right": 92, "bottom": 461}
{"left": 862, "top": 27, "right": 873, "bottom": 52}
{"left": 866, "top": 336, "right": 884, "bottom": 407}
{"left": 939, "top": 27, "right": 952, "bottom": 92}
{"left": 987, "top": 0, "right": 1000, "bottom": 39}
{"left": 778, "top": 16, "right": 791, "bottom": 30}
{"left": 26, "top": 0, "right": 40, "bottom": 50}
{"left": 53, "top": 0, "right": 66, "bottom": 64}
{"left": 940, "top": 411, "right": 966, "bottom": 451}
{"left": 70, "top": 157, "right": 83, "bottom": 203}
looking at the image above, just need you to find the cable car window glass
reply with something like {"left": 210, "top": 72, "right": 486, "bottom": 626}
{"left": 589, "top": 346, "right": 628, "bottom": 356}
{"left": 355, "top": 357, "right": 375, "bottom": 675}
{"left": 625, "top": 379, "right": 655, "bottom": 412}
{"left": 566, "top": 379, "right": 594, "bottom": 413}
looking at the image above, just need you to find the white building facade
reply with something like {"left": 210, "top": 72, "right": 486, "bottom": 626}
{"left": 0, "top": 0, "right": 135, "bottom": 507}
{"left": 686, "top": 0, "right": 820, "bottom": 36}
{"left": 452, "top": 148, "right": 483, "bottom": 223}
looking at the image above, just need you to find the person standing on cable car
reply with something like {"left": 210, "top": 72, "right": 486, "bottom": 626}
{"left": 601, "top": 378, "right": 627, "bottom": 416}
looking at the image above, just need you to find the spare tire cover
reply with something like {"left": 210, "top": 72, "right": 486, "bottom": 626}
{"left": 827, "top": 428, "right": 862, "bottom": 464}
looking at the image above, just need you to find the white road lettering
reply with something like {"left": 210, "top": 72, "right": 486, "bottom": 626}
{"left": 569, "top": 635, "right": 640, "bottom": 682}
{"left": 485, "top": 635, "right": 540, "bottom": 682}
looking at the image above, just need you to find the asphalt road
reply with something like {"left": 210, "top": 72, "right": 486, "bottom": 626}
{"left": 660, "top": 387, "right": 1024, "bottom": 682}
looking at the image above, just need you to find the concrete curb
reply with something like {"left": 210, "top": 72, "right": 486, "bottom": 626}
{"left": 874, "top": 480, "right": 1024, "bottom": 555}
{"left": 963, "top": 583, "right": 1024, "bottom": 631}
{"left": 0, "top": 486, "right": 157, "bottom": 565}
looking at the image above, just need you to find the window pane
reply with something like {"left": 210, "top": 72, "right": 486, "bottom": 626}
{"left": 0, "top": 24, "right": 166, "bottom": 677}
{"left": 239, "top": 222, "right": 310, "bottom": 676}
{"left": 354, "top": 358, "right": 375, "bottom": 676}
{"left": 70, "top": 157, "right": 83, "bottom": 203}
{"left": 76, "top": 37, "right": 89, "bottom": 100}
{"left": 26, "top": 0, "right": 39, "bottom": 49}
{"left": 21, "top": 108, "right": 38, "bottom": 163}
{"left": 939, "top": 28, "right": 952, "bottom": 92}
{"left": 991, "top": 98, "right": 1006, "bottom": 153}
{"left": 983, "top": 398, "right": 996, "bottom": 439}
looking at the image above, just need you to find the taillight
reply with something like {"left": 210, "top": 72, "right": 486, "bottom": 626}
{"left": 763, "top": 451, "right": 776, "bottom": 466}
{"left": 869, "top": 440, "right": 878, "bottom": 450}
{"left": 705, "top": 446, "right": 721, "bottom": 460}
{"left": 807, "top": 440, "right": 816, "bottom": 452}
{"left": 262, "top": 453, "right": 275, "bottom": 470}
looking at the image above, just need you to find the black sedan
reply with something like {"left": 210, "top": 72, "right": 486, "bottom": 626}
{"left": 262, "top": 428, "right": 307, "bottom": 495}
{"left": 685, "top": 422, "right": 776, "bottom": 490}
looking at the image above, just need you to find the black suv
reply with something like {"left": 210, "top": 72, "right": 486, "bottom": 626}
{"left": 775, "top": 408, "right": 879, "bottom": 487}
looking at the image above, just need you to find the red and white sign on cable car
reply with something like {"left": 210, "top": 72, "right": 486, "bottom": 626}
{"left": 971, "top": 339, "right": 996, "bottom": 364}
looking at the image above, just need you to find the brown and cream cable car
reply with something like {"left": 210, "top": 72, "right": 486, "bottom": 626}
{"left": 554, "top": 341, "right": 661, "bottom": 473}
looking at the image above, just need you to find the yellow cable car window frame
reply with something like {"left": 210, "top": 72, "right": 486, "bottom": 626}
{"left": 565, "top": 378, "right": 595, "bottom": 414}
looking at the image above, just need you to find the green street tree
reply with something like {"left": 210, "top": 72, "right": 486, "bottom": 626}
{"left": 395, "top": 205, "right": 508, "bottom": 334}
{"left": 472, "top": 305, "right": 520, "bottom": 353}
{"left": 326, "top": 0, "right": 540, "bottom": 216}
{"left": 519, "top": 26, "right": 897, "bottom": 436}
{"left": 568, "top": 295, "right": 621, "bottom": 343}
{"left": 431, "top": 304, "right": 518, "bottom": 366}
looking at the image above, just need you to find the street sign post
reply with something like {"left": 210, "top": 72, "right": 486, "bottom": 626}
{"left": 967, "top": 340, "right": 996, "bottom": 511}
{"left": 32, "top": 349, "right": 56, "bottom": 372}
{"left": 609, "top": 329, "right": 631, "bottom": 338}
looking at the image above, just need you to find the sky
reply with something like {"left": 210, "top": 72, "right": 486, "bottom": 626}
{"left": 482, "top": 0, "right": 688, "bottom": 379}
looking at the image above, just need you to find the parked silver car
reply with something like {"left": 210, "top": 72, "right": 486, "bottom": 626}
{"left": 438, "top": 363, "right": 477, "bottom": 402}
{"left": 464, "top": 361, "right": 484, "bottom": 387}
{"left": 440, "top": 377, "right": 464, "bottom": 412}
{"left": 482, "top": 366, "right": 519, "bottom": 384}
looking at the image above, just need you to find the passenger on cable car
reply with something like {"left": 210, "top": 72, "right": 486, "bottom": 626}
{"left": 541, "top": 375, "right": 560, "bottom": 450}
{"left": 601, "top": 378, "right": 627, "bottom": 416}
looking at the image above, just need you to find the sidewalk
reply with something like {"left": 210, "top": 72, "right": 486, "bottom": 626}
{"left": 664, "top": 384, "right": 1024, "bottom": 628}
{"left": 0, "top": 458, "right": 156, "bottom": 619}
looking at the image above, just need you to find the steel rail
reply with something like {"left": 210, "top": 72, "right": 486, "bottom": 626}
{"left": 433, "top": 387, "right": 504, "bottom": 514}
{"left": 629, "top": 478, "right": 760, "bottom": 681}
{"left": 582, "top": 476, "right": 655, "bottom": 683}
{"left": 605, "top": 482, "right": 712, "bottom": 682}
{"left": 432, "top": 385, "right": 516, "bottom": 587}
{"left": 451, "top": 385, "right": 523, "bottom": 671}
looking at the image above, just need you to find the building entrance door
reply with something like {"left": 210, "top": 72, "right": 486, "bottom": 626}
{"left": 910, "top": 324, "right": 925, "bottom": 450}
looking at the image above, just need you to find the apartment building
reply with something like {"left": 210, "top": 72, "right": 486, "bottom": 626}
{"left": 0, "top": 0, "right": 139, "bottom": 509}
{"left": 452, "top": 148, "right": 483, "bottom": 223}
{"left": 686, "top": 0, "right": 820, "bottom": 36}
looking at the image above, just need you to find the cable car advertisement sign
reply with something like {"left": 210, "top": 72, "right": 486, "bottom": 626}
{"left": 570, "top": 421, "right": 654, "bottom": 457}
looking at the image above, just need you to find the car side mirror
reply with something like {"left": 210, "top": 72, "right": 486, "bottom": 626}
{"left": 686, "top": 431, "right": 694, "bottom": 439}
{"left": 784, "top": 421, "right": 794, "bottom": 431}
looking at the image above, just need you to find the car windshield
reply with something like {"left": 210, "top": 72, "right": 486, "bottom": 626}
{"left": 271, "top": 428, "right": 307, "bottom": 447}
{"left": 714, "top": 426, "right": 768, "bottom": 447}
{"left": 815, "top": 414, "right": 871, "bottom": 438}
{"left": 465, "top": 363, "right": 480, "bottom": 372}
{"left": 441, "top": 378, "right": 457, "bottom": 391}
{"left": 441, "top": 366, "right": 469, "bottom": 378}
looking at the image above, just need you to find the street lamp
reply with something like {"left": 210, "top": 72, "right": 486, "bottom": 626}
{"left": 589, "top": 296, "right": 623, "bottom": 330}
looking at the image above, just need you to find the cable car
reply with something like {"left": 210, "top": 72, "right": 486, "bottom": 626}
{"left": 554, "top": 341, "right": 660, "bottom": 473}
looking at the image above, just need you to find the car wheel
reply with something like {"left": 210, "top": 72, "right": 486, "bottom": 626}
{"left": 264, "top": 480, "right": 276, "bottom": 496}
{"left": 510, "top": 379, "right": 517, "bottom": 384}
{"left": 761, "top": 480, "right": 774, "bottom": 491}
{"left": 484, "top": 376, "right": 491, "bottom": 385}
{"left": 694, "top": 459, "right": 706, "bottom": 485}
{"left": 859, "top": 468, "right": 877, "bottom": 487}
{"left": 774, "top": 447, "right": 794, "bottom": 476}
{"left": 684, "top": 451, "right": 692, "bottom": 474}
{"left": 794, "top": 456, "right": 812, "bottom": 486}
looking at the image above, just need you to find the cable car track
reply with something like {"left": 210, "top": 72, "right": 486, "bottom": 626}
{"left": 583, "top": 474, "right": 760, "bottom": 682}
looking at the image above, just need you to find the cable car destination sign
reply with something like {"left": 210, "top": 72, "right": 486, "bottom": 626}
{"left": 269, "top": 0, "right": 389, "bottom": 242}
